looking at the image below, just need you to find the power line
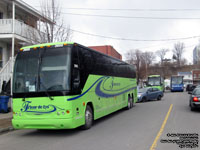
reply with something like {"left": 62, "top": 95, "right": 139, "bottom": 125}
{"left": 70, "top": 28, "right": 200, "bottom": 42}
{"left": 62, "top": 8, "right": 200, "bottom": 12}
{"left": 34, "top": 6, "right": 200, "bottom": 20}
{"left": 60, "top": 12, "right": 200, "bottom": 20}
{"left": 34, "top": 6, "right": 200, "bottom": 12}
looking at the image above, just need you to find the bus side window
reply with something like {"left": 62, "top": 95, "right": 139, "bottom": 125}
{"left": 78, "top": 47, "right": 94, "bottom": 89}
{"left": 72, "top": 46, "right": 81, "bottom": 91}
{"left": 73, "top": 68, "right": 80, "bottom": 90}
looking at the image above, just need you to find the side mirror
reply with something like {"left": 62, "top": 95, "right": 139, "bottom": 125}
{"left": 188, "top": 91, "right": 192, "bottom": 94}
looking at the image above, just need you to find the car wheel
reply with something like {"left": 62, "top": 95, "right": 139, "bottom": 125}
{"left": 157, "top": 95, "right": 162, "bottom": 100}
{"left": 82, "top": 105, "right": 93, "bottom": 130}
{"left": 142, "top": 97, "right": 147, "bottom": 102}
{"left": 190, "top": 106, "right": 196, "bottom": 111}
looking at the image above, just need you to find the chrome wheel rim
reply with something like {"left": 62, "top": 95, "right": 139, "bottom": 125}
{"left": 85, "top": 109, "right": 92, "bottom": 125}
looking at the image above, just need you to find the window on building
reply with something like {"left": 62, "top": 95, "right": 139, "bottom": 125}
{"left": 0, "top": 47, "right": 2, "bottom": 68}
{"left": 0, "top": 12, "right": 3, "bottom": 19}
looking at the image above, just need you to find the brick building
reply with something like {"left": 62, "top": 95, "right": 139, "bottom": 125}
{"left": 192, "top": 69, "right": 200, "bottom": 84}
{"left": 88, "top": 45, "right": 122, "bottom": 60}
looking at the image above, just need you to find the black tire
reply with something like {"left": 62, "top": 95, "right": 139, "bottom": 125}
{"left": 82, "top": 105, "right": 93, "bottom": 130}
{"left": 142, "top": 97, "right": 147, "bottom": 102}
{"left": 157, "top": 95, "right": 162, "bottom": 100}
{"left": 131, "top": 96, "right": 134, "bottom": 108}
{"left": 126, "top": 96, "right": 132, "bottom": 110}
{"left": 129, "top": 96, "right": 134, "bottom": 108}
{"left": 190, "top": 106, "right": 196, "bottom": 111}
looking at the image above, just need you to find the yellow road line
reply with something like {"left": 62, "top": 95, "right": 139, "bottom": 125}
{"left": 150, "top": 104, "right": 173, "bottom": 150}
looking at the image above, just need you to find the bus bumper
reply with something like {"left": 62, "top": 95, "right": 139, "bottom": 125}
{"left": 171, "top": 87, "right": 184, "bottom": 92}
{"left": 12, "top": 118, "right": 82, "bottom": 129}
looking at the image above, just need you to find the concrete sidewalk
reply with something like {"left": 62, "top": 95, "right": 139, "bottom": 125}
{"left": 0, "top": 111, "right": 13, "bottom": 134}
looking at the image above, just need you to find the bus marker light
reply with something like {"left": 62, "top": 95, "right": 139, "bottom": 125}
{"left": 55, "top": 44, "right": 63, "bottom": 48}
{"left": 193, "top": 97, "right": 198, "bottom": 102}
{"left": 33, "top": 47, "right": 37, "bottom": 50}
{"left": 23, "top": 48, "right": 30, "bottom": 52}
{"left": 20, "top": 49, "right": 23, "bottom": 51}
{"left": 66, "top": 110, "right": 70, "bottom": 114}
{"left": 47, "top": 45, "right": 51, "bottom": 48}
{"left": 40, "top": 46, "right": 44, "bottom": 48}
{"left": 83, "top": 102, "right": 85, "bottom": 106}
{"left": 63, "top": 43, "right": 67, "bottom": 46}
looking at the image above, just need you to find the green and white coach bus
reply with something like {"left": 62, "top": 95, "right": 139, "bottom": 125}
{"left": 147, "top": 75, "right": 165, "bottom": 92}
{"left": 12, "top": 42, "right": 137, "bottom": 129}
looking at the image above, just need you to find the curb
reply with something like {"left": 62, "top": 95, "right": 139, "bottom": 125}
{"left": 0, "top": 127, "right": 14, "bottom": 135}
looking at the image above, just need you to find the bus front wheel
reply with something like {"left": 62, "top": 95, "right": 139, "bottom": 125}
{"left": 82, "top": 105, "right": 93, "bottom": 130}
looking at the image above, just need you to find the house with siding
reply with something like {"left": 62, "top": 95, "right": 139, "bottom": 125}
{"left": 0, "top": 0, "right": 53, "bottom": 91}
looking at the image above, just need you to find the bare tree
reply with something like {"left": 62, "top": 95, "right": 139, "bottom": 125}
{"left": 173, "top": 42, "right": 185, "bottom": 66}
{"left": 38, "top": 0, "right": 73, "bottom": 43}
{"left": 126, "top": 50, "right": 156, "bottom": 82}
{"left": 143, "top": 52, "right": 156, "bottom": 67}
{"left": 180, "top": 58, "right": 188, "bottom": 66}
{"left": 156, "top": 49, "right": 169, "bottom": 65}
{"left": 141, "top": 52, "right": 156, "bottom": 77}
{"left": 126, "top": 49, "right": 149, "bottom": 82}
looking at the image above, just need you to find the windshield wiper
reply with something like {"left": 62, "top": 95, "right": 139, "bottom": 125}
{"left": 38, "top": 49, "right": 54, "bottom": 100}
{"left": 39, "top": 76, "right": 54, "bottom": 100}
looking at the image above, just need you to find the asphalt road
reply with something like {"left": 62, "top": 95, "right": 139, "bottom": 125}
{"left": 0, "top": 91, "right": 200, "bottom": 150}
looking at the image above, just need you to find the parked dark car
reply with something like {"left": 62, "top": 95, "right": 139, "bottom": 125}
{"left": 187, "top": 84, "right": 196, "bottom": 94}
{"left": 189, "top": 88, "right": 200, "bottom": 111}
{"left": 137, "top": 87, "right": 163, "bottom": 102}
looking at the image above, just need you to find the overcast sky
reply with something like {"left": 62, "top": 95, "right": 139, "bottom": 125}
{"left": 25, "top": 0, "right": 200, "bottom": 63}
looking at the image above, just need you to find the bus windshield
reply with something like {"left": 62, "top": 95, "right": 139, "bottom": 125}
{"left": 147, "top": 77, "right": 161, "bottom": 86}
{"left": 171, "top": 77, "right": 183, "bottom": 85}
{"left": 13, "top": 47, "right": 71, "bottom": 93}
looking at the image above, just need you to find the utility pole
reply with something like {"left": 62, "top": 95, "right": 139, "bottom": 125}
{"left": 11, "top": 0, "right": 15, "bottom": 108}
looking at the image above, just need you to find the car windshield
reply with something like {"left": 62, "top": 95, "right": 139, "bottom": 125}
{"left": 148, "top": 77, "right": 161, "bottom": 86}
{"left": 171, "top": 76, "right": 183, "bottom": 84}
{"left": 193, "top": 88, "right": 200, "bottom": 95}
{"left": 13, "top": 46, "right": 71, "bottom": 93}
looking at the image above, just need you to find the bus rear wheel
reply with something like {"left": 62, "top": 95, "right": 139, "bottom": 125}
{"left": 126, "top": 96, "right": 133, "bottom": 110}
{"left": 82, "top": 105, "right": 93, "bottom": 130}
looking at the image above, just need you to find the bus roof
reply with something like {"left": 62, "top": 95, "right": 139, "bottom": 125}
{"left": 148, "top": 75, "right": 160, "bottom": 77}
{"left": 20, "top": 42, "right": 75, "bottom": 50}
{"left": 19, "top": 41, "right": 133, "bottom": 67}
{"left": 171, "top": 75, "right": 183, "bottom": 77}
